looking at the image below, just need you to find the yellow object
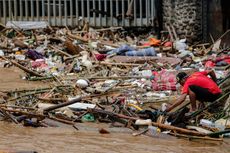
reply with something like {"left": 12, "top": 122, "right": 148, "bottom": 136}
{"left": 188, "top": 47, "right": 193, "bottom": 51}
{"left": 15, "top": 51, "right": 22, "bottom": 55}
{"left": 149, "top": 38, "right": 161, "bottom": 46}
{"left": 157, "top": 128, "right": 161, "bottom": 132}
{"left": 128, "top": 103, "right": 143, "bottom": 111}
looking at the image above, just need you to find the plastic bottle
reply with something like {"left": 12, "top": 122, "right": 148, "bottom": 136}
{"left": 148, "top": 125, "right": 161, "bottom": 137}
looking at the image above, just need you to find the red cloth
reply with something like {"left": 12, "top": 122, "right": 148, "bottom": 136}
{"left": 151, "top": 70, "right": 177, "bottom": 91}
{"left": 182, "top": 71, "right": 221, "bottom": 94}
{"left": 205, "top": 61, "right": 215, "bottom": 68}
{"left": 224, "top": 58, "right": 230, "bottom": 64}
{"left": 94, "top": 53, "right": 107, "bottom": 61}
{"left": 164, "top": 41, "right": 172, "bottom": 47}
{"left": 215, "top": 56, "right": 230, "bottom": 63}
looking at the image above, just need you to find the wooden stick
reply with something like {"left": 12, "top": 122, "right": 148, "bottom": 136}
{"left": 9, "top": 89, "right": 51, "bottom": 101}
{"left": 205, "top": 29, "right": 230, "bottom": 54}
{"left": 0, "top": 104, "right": 35, "bottom": 110}
{"left": 1, "top": 108, "right": 45, "bottom": 119}
{"left": 170, "top": 23, "right": 178, "bottom": 40}
{"left": 165, "top": 24, "right": 174, "bottom": 42}
{"left": 28, "top": 76, "right": 54, "bottom": 81}
{"left": 98, "top": 41, "right": 119, "bottom": 48}
{"left": 170, "top": 132, "right": 223, "bottom": 141}
{"left": 43, "top": 96, "right": 82, "bottom": 113}
{"left": 4, "top": 85, "right": 72, "bottom": 94}
{"left": 86, "top": 75, "right": 152, "bottom": 80}
{"left": 132, "top": 128, "right": 149, "bottom": 136}
{"left": 151, "top": 122, "right": 206, "bottom": 136}
{"left": 73, "top": 110, "right": 89, "bottom": 122}
{"left": 38, "top": 97, "right": 66, "bottom": 102}
{"left": 126, "top": 0, "right": 134, "bottom": 16}
{"left": 0, "top": 56, "right": 43, "bottom": 77}
{"left": 93, "top": 61, "right": 143, "bottom": 66}
{"left": 88, "top": 108, "right": 139, "bottom": 121}
{"left": 0, "top": 108, "right": 19, "bottom": 124}
{"left": 49, "top": 45, "right": 72, "bottom": 57}
{"left": 67, "top": 31, "right": 88, "bottom": 43}
{"left": 48, "top": 115, "right": 74, "bottom": 125}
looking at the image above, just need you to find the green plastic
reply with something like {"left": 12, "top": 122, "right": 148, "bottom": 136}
{"left": 81, "top": 113, "right": 95, "bottom": 122}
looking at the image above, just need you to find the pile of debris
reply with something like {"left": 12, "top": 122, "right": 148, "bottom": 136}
{"left": 0, "top": 21, "right": 229, "bottom": 141}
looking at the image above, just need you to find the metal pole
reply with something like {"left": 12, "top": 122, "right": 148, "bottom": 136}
{"left": 76, "top": 0, "right": 79, "bottom": 26}
{"left": 19, "top": 0, "right": 23, "bottom": 21}
{"left": 53, "top": 0, "right": 56, "bottom": 25}
{"left": 64, "top": 0, "right": 67, "bottom": 26}
{"left": 122, "top": 0, "right": 125, "bottom": 26}
{"left": 31, "top": 0, "right": 34, "bottom": 21}
{"left": 70, "top": 0, "right": 73, "bottom": 26}
{"left": 99, "top": 0, "right": 102, "bottom": 27}
{"left": 3, "top": 0, "right": 6, "bottom": 24}
{"left": 110, "top": 0, "right": 113, "bottom": 25}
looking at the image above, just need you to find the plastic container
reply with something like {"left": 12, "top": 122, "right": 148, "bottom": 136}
{"left": 81, "top": 113, "right": 95, "bottom": 122}
{"left": 15, "top": 54, "right": 26, "bottom": 60}
{"left": 76, "top": 79, "right": 89, "bottom": 88}
{"left": 141, "top": 70, "right": 152, "bottom": 77}
{"left": 200, "top": 119, "right": 215, "bottom": 127}
{"left": 135, "top": 119, "right": 152, "bottom": 125}
{"left": 148, "top": 125, "right": 161, "bottom": 136}
{"left": 0, "top": 50, "right": 4, "bottom": 56}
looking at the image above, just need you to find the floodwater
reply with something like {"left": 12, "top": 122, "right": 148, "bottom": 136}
{"left": 0, "top": 67, "right": 230, "bottom": 153}
{"left": 0, "top": 122, "right": 229, "bottom": 153}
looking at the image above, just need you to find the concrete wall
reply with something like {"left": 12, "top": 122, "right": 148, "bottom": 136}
{"left": 162, "top": 0, "right": 203, "bottom": 42}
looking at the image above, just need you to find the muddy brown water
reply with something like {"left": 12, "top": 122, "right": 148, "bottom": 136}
{"left": 0, "top": 67, "right": 230, "bottom": 153}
